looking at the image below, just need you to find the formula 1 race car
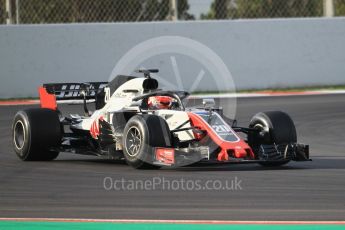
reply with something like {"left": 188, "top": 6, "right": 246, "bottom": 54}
{"left": 12, "top": 69, "right": 310, "bottom": 169}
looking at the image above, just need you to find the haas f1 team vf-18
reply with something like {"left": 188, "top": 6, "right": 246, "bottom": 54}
{"left": 12, "top": 69, "right": 310, "bottom": 169}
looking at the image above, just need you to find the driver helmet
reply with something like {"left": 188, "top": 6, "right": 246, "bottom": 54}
{"left": 148, "top": 96, "right": 173, "bottom": 109}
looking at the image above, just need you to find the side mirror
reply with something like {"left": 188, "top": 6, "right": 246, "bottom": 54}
{"left": 202, "top": 98, "right": 215, "bottom": 109}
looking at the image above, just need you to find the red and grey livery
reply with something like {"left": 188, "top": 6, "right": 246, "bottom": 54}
{"left": 12, "top": 69, "right": 310, "bottom": 169}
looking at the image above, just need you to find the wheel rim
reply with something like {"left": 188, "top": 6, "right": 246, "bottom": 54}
{"left": 14, "top": 120, "right": 25, "bottom": 150}
{"left": 253, "top": 122, "right": 271, "bottom": 144}
{"left": 254, "top": 123, "right": 265, "bottom": 131}
{"left": 125, "top": 126, "right": 142, "bottom": 157}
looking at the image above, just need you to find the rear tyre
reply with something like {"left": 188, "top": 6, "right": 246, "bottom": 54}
{"left": 122, "top": 115, "right": 171, "bottom": 169}
{"left": 12, "top": 108, "right": 61, "bottom": 161}
{"left": 249, "top": 111, "right": 297, "bottom": 167}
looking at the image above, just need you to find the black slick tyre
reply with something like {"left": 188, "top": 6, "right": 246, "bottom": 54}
{"left": 12, "top": 108, "right": 61, "bottom": 161}
{"left": 122, "top": 114, "right": 171, "bottom": 169}
{"left": 249, "top": 111, "right": 297, "bottom": 167}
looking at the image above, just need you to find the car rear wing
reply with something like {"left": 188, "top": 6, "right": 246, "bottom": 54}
{"left": 43, "top": 82, "right": 108, "bottom": 100}
{"left": 39, "top": 82, "right": 108, "bottom": 110}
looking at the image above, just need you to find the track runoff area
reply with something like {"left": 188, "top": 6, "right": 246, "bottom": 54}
{"left": 1, "top": 90, "right": 345, "bottom": 230}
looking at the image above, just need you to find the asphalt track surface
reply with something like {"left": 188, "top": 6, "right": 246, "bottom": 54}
{"left": 0, "top": 94, "right": 344, "bottom": 220}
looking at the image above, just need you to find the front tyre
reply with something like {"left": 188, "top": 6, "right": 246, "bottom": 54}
{"left": 249, "top": 111, "right": 297, "bottom": 167}
{"left": 122, "top": 115, "right": 171, "bottom": 169}
{"left": 12, "top": 108, "right": 61, "bottom": 161}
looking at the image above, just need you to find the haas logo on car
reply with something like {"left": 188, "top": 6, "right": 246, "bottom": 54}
{"left": 90, "top": 116, "right": 104, "bottom": 139}
{"left": 56, "top": 85, "right": 82, "bottom": 98}
{"left": 55, "top": 83, "right": 108, "bottom": 98}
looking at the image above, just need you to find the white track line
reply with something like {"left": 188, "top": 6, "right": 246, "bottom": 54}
{"left": 0, "top": 218, "right": 344, "bottom": 225}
